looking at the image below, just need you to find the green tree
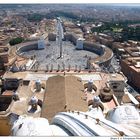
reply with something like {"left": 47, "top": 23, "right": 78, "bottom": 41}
{"left": 9, "top": 37, "right": 24, "bottom": 46}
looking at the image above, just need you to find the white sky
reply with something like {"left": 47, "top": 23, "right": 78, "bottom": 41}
{"left": 0, "top": 0, "right": 140, "bottom": 4}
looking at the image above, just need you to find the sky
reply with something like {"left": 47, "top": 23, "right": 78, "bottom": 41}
{"left": 0, "top": 0, "right": 140, "bottom": 4}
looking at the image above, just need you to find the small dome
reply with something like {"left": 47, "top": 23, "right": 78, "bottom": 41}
{"left": 30, "top": 96, "right": 38, "bottom": 104}
{"left": 36, "top": 79, "right": 41, "bottom": 84}
{"left": 93, "top": 96, "right": 100, "bottom": 103}
{"left": 88, "top": 79, "right": 93, "bottom": 84}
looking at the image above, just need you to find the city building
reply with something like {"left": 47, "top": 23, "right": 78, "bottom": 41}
{"left": 120, "top": 57, "right": 140, "bottom": 90}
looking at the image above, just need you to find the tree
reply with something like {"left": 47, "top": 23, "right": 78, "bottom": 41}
{"left": 9, "top": 37, "right": 24, "bottom": 46}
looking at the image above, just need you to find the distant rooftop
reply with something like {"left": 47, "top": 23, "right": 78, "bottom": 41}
{"left": 123, "top": 57, "right": 140, "bottom": 73}
{"left": 125, "top": 47, "right": 140, "bottom": 57}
